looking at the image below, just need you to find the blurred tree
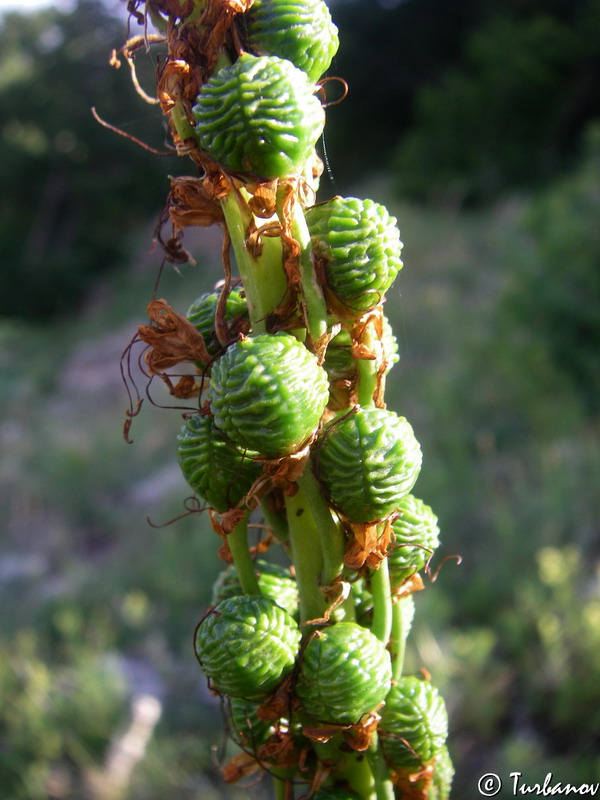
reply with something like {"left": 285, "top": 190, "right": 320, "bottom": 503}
{"left": 0, "top": 0, "right": 181, "bottom": 320}
{"left": 393, "top": 0, "right": 600, "bottom": 201}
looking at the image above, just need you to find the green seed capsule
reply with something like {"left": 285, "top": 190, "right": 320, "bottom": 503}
{"left": 186, "top": 286, "right": 249, "bottom": 364}
{"left": 306, "top": 197, "right": 403, "bottom": 313}
{"left": 318, "top": 407, "right": 422, "bottom": 523}
{"left": 229, "top": 696, "right": 274, "bottom": 747}
{"left": 195, "top": 595, "right": 301, "bottom": 699}
{"left": 428, "top": 745, "right": 455, "bottom": 800}
{"left": 295, "top": 622, "right": 392, "bottom": 724}
{"left": 176, "top": 414, "right": 262, "bottom": 512}
{"left": 212, "top": 559, "right": 299, "bottom": 618}
{"left": 246, "top": 0, "right": 339, "bottom": 83}
{"left": 193, "top": 54, "right": 325, "bottom": 179}
{"left": 388, "top": 494, "right": 440, "bottom": 589}
{"left": 208, "top": 333, "right": 329, "bottom": 458}
{"left": 379, "top": 676, "right": 449, "bottom": 770}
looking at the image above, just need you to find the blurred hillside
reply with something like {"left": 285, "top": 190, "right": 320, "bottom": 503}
{"left": 1, "top": 0, "right": 599, "bottom": 798}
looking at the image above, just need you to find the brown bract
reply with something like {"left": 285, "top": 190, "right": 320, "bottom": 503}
{"left": 138, "top": 298, "right": 211, "bottom": 369}
{"left": 343, "top": 518, "right": 395, "bottom": 571}
{"left": 302, "top": 710, "right": 381, "bottom": 752}
{"left": 390, "top": 762, "right": 435, "bottom": 800}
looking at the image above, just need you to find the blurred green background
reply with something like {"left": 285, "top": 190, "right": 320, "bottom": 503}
{"left": 1, "top": 0, "right": 599, "bottom": 797}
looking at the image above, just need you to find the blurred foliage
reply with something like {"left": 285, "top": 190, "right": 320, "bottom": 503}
{"left": 0, "top": 0, "right": 181, "bottom": 321}
{"left": 393, "top": 0, "right": 600, "bottom": 200}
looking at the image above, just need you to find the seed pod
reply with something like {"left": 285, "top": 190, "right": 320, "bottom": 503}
{"left": 186, "top": 286, "right": 249, "bottom": 364}
{"left": 176, "top": 414, "right": 262, "bottom": 512}
{"left": 208, "top": 332, "right": 329, "bottom": 458}
{"left": 246, "top": 0, "right": 339, "bottom": 83}
{"left": 317, "top": 407, "right": 422, "bottom": 523}
{"left": 306, "top": 197, "right": 403, "bottom": 314}
{"left": 193, "top": 54, "right": 325, "bottom": 179}
{"left": 379, "top": 676, "right": 448, "bottom": 770}
{"left": 229, "top": 696, "right": 274, "bottom": 747}
{"left": 295, "top": 622, "right": 392, "bottom": 724}
{"left": 212, "top": 559, "right": 299, "bottom": 618}
{"left": 428, "top": 745, "right": 455, "bottom": 800}
{"left": 388, "top": 494, "right": 440, "bottom": 590}
{"left": 195, "top": 595, "right": 301, "bottom": 699}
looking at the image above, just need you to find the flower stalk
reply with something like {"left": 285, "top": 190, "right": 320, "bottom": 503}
{"left": 118, "top": 0, "right": 455, "bottom": 796}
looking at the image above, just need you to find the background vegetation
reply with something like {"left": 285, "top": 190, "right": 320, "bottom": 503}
{"left": 1, "top": 0, "right": 598, "bottom": 797}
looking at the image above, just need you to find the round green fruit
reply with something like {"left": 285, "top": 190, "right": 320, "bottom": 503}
{"left": 379, "top": 676, "right": 448, "bottom": 770}
{"left": 208, "top": 332, "right": 329, "bottom": 458}
{"left": 246, "top": 0, "right": 339, "bottom": 83}
{"left": 186, "top": 286, "right": 249, "bottom": 364}
{"left": 176, "top": 414, "right": 262, "bottom": 512}
{"left": 193, "top": 54, "right": 324, "bottom": 179}
{"left": 317, "top": 407, "right": 422, "bottom": 523}
{"left": 295, "top": 622, "right": 392, "bottom": 724}
{"left": 212, "top": 559, "right": 299, "bottom": 618}
{"left": 306, "top": 197, "right": 403, "bottom": 313}
{"left": 195, "top": 595, "right": 301, "bottom": 699}
{"left": 389, "top": 494, "right": 440, "bottom": 589}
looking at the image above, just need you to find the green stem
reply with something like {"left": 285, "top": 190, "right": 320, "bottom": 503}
{"left": 296, "top": 459, "right": 345, "bottom": 587}
{"left": 277, "top": 186, "right": 329, "bottom": 346}
{"left": 370, "top": 556, "right": 392, "bottom": 645}
{"left": 366, "top": 735, "right": 395, "bottom": 800}
{"left": 391, "top": 596, "right": 412, "bottom": 681}
{"left": 357, "top": 357, "right": 379, "bottom": 407}
{"left": 220, "top": 190, "right": 288, "bottom": 333}
{"left": 260, "top": 499, "right": 289, "bottom": 546}
{"left": 284, "top": 489, "right": 325, "bottom": 624}
{"left": 227, "top": 515, "right": 261, "bottom": 595}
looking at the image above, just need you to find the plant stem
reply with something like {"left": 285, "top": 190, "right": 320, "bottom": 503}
{"left": 227, "top": 515, "right": 261, "bottom": 595}
{"left": 278, "top": 186, "right": 329, "bottom": 346}
{"left": 357, "top": 357, "right": 378, "bottom": 407}
{"left": 220, "top": 190, "right": 288, "bottom": 332}
{"left": 296, "top": 459, "right": 345, "bottom": 587}
{"left": 366, "top": 735, "right": 395, "bottom": 800}
{"left": 284, "top": 489, "right": 325, "bottom": 624}
{"left": 370, "top": 556, "right": 392, "bottom": 644}
{"left": 391, "top": 596, "right": 413, "bottom": 681}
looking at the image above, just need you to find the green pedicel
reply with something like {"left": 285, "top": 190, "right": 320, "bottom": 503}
{"left": 318, "top": 407, "right": 422, "bottom": 523}
{"left": 208, "top": 332, "right": 329, "bottom": 458}
{"left": 296, "top": 621, "right": 392, "bottom": 724}
{"left": 195, "top": 595, "right": 301, "bottom": 699}
{"left": 193, "top": 53, "right": 325, "bottom": 179}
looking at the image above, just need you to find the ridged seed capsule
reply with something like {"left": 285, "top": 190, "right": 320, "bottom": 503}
{"left": 212, "top": 559, "right": 299, "bottom": 618}
{"left": 246, "top": 0, "right": 339, "bottom": 83}
{"left": 295, "top": 621, "right": 392, "bottom": 724}
{"left": 208, "top": 332, "right": 329, "bottom": 458}
{"left": 428, "top": 744, "right": 455, "bottom": 800}
{"left": 388, "top": 494, "right": 440, "bottom": 590}
{"left": 176, "top": 414, "right": 262, "bottom": 512}
{"left": 379, "top": 676, "right": 449, "bottom": 770}
{"left": 193, "top": 54, "right": 325, "bottom": 179}
{"left": 186, "top": 286, "right": 249, "bottom": 364}
{"left": 194, "top": 595, "right": 301, "bottom": 699}
{"left": 317, "top": 407, "right": 422, "bottom": 523}
{"left": 306, "top": 196, "right": 403, "bottom": 314}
